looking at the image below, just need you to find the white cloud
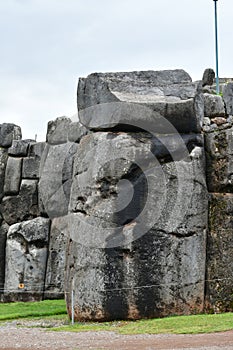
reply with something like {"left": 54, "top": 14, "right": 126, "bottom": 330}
{"left": 0, "top": 0, "right": 232, "bottom": 140}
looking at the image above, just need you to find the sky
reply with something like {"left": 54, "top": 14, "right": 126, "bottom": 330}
{"left": 0, "top": 0, "right": 232, "bottom": 141}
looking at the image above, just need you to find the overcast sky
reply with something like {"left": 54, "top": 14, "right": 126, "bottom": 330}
{"left": 0, "top": 0, "right": 232, "bottom": 141}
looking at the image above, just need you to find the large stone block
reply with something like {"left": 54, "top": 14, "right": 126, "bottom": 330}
{"left": 4, "top": 157, "right": 22, "bottom": 195}
{"left": 46, "top": 117, "right": 71, "bottom": 145}
{"left": 39, "top": 143, "right": 77, "bottom": 218}
{"left": 22, "top": 142, "right": 46, "bottom": 179}
{"left": 4, "top": 217, "right": 50, "bottom": 300}
{"left": 44, "top": 217, "right": 67, "bottom": 299}
{"left": 0, "top": 180, "right": 39, "bottom": 225}
{"left": 0, "top": 124, "right": 22, "bottom": 148}
{"left": 205, "top": 194, "right": 233, "bottom": 312}
{"left": 8, "top": 140, "right": 35, "bottom": 157}
{"left": 0, "top": 148, "right": 8, "bottom": 201}
{"left": 205, "top": 126, "right": 233, "bottom": 193}
{"left": 0, "top": 222, "right": 8, "bottom": 292}
{"left": 65, "top": 131, "right": 208, "bottom": 321}
{"left": 78, "top": 70, "right": 204, "bottom": 134}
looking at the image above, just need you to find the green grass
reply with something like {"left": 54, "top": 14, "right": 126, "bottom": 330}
{"left": 0, "top": 300, "right": 232, "bottom": 335}
{"left": 0, "top": 299, "right": 67, "bottom": 321}
{"left": 53, "top": 312, "right": 233, "bottom": 335}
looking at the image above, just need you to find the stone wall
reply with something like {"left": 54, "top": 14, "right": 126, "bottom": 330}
{"left": 0, "top": 119, "right": 87, "bottom": 301}
{"left": 0, "top": 68, "right": 232, "bottom": 319}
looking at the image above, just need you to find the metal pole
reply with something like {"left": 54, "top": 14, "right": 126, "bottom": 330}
{"left": 214, "top": 0, "right": 219, "bottom": 94}
{"left": 71, "top": 290, "right": 74, "bottom": 325}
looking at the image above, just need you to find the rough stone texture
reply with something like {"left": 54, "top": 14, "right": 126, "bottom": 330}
{"left": 68, "top": 121, "right": 89, "bottom": 143}
{"left": 4, "top": 157, "right": 22, "bottom": 195}
{"left": 205, "top": 126, "right": 233, "bottom": 193}
{"left": 204, "top": 93, "right": 225, "bottom": 118}
{"left": 66, "top": 130, "right": 208, "bottom": 321}
{"left": 223, "top": 82, "right": 233, "bottom": 115}
{"left": 202, "top": 68, "right": 215, "bottom": 87}
{"left": 0, "top": 148, "right": 8, "bottom": 201}
{"left": 8, "top": 139, "right": 35, "bottom": 157}
{"left": 206, "top": 194, "right": 233, "bottom": 312}
{"left": 44, "top": 217, "right": 67, "bottom": 299}
{"left": 0, "top": 222, "right": 8, "bottom": 292}
{"left": 0, "top": 180, "right": 39, "bottom": 225}
{"left": 4, "top": 217, "right": 50, "bottom": 301}
{"left": 0, "top": 123, "right": 22, "bottom": 148}
{"left": 39, "top": 143, "right": 77, "bottom": 218}
{"left": 0, "top": 69, "right": 233, "bottom": 319}
{"left": 47, "top": 117, "right": 71, "bottom": 145}
{"left": 78, "top": 70, "right": 204, "bottom": 134}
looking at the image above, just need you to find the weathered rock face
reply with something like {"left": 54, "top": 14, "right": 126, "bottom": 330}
{"left": 205, "top": 127, "right": 233, "bottom": 193}
{"left": 44, "top": 217, "right": 68, "bottom": 299}
{"left": 78, "top": 70, "right": 204, "bottom": 134}
{"left": 65, "top": 69, "right": 209, "bottom": 321}
{"left": 4, "top": 218, "right": 50, "bottom": 301}
{"left": 206, "top": 194, "right": 233, "bottom": 312}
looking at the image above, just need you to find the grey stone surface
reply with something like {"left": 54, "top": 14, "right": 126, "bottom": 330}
{"left": 22, "top": 157, "right": 40, "bottom": 179}
{"left": 44, "top": 216, "right": 68, "bottom": 299}
{"left": 68, "top": 121, "right": 89, "bottom": 143}
{"left": 78, "top": 70, "right": 204, "bottom": 134}
{"left": 0, "top": 222, "right": 8, "bottom": 292}
{"left": 0, "top": 148, "right": 8, "bottom": 201}
{"left": 22, "top": 142, "right": 46, "bottom": 179}
{"left": 206, "top": 194, "right": 233, "bottom": 312}
{"left": 0, "top": 124, "right": 22, "bottom": 148}
{"left": 39, "top": 143, "right": 77, "bottom": 218}
{"left": 4, "top": 157, "right": 22, "bottom": 195}
{"left": 46, "top": 117, "right": 71, "bottom": 145}
{"left": 0, "top": 180, "right": 39, "bottom": 225}
{"left": 4, "top": 217, "right": 50, "bottom": 300}
{"left": 202, "top": 68, "right": 215, "bottom": 86}
{"left": 66, "top": 131, "right": 208, "bottom": 321}
{"left": 8, "top": 140, "right": 35, "bottom": 157}
{"left": 223, "top": 82, "right": 233, "bottom": 115}
{"left": 205, "top": 126, "right": 233, "bottom": 193}
{"left": 203, "top": 93, "right": 225, "bottom": 118}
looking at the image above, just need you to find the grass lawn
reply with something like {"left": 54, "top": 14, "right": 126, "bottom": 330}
{"left": 0, "top": 299, "right": 67, "bottom": 321}
{"left": 53, "top": 312, "right": 233, "bottom": 335}
{"left": 0, "top": 299, "right": 232, "bottom": 335}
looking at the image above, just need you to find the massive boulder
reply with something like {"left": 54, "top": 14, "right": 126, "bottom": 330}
{"left": 4, "top": 217, "right": 50, "bottom": 301}
{"left": 65, "top": 69, "right": 208, "bottom": 321}
{"left": 78, "top": 70, "right": 204, "bottom": 134}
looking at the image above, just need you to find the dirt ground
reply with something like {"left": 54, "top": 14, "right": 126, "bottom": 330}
{"left": 0, "top": 322, "right": 233, "bottom": 350}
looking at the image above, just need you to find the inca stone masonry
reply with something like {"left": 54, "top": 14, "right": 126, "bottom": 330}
{"left": 0, "top": 68, "right": 233, "bottom": 320}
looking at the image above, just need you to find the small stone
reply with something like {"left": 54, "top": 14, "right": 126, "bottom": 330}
{"left": 204, "top": 93, "right": 225, "bottom": 118}
{"left": 202, "top": 68, "right": 215, "bottom": 86}
{"left": 203, "top": 117, "right": 211, "bottom": 126}
{"left": 227, "top": 115, "right": 233, "bottom": 124}
{"left": 211, "top": 117, "right": 227, "bottom": 126}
